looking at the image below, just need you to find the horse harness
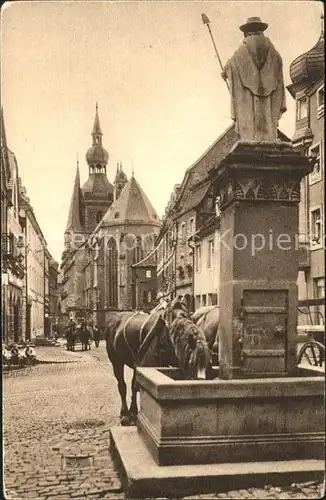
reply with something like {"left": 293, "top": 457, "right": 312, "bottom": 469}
{"left": 120, "top": 311, "right": 155, "bottom": 365}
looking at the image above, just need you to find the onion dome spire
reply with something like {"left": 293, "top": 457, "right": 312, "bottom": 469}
{"left": 289, "top": 13, "right": 324, "bottom": 87}
{"left": 92, "top": 102, "right": 103, "bottom": 145}
{"left": 85, "top": 103, "right": 109, "bottom": 171}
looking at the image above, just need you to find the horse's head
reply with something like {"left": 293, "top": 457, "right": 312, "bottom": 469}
{"left": 161, "top": 299, "right": 212, "bottom": 379}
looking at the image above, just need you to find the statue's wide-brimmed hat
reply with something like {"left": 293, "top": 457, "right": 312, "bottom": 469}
{"left": 240, "top": 17, "right": 268, "bottom": 33}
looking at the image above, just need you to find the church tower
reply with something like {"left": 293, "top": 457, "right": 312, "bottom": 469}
{"left": 114, "top": 161, "right": 128, "bottom": 201}
{"left": 81, "top": 104, "right": 114, "bottom": 232}
{"left": 64, "top": 160, "right": 84, "bottom": 251}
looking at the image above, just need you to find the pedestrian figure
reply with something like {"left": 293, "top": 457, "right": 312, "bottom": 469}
{"left": 66, "top": 318, "right": 76, "bottom": 351}
{"left": 93, "top": 324, "right": 101, "bottom": 348}
{"left": 80, "top": 320, "right": 92, "bottom": 351}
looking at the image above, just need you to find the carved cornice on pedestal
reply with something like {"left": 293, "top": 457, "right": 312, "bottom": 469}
{"left": 214, "top": 142, "right": 313, "bottom": 210}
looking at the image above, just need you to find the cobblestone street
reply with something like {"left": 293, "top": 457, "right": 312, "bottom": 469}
{"left": 3, "top": 344, "right": 325, "bottom": 499}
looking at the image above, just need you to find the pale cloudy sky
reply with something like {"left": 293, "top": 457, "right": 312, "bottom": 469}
{"left": 1, "top": 0, "right": 323, "bottom": 262}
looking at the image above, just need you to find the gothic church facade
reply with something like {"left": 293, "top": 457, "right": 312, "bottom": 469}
{"left": 59, "top": 106, "right": 160, "bottom": 326}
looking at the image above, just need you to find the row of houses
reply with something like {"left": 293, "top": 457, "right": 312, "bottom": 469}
{"left": 1, "top": 110, "right": 59, "bottom": 344}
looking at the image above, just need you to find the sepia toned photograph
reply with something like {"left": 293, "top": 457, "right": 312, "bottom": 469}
{"left": 1, "top": 1, "right": 325, "bottom": 499}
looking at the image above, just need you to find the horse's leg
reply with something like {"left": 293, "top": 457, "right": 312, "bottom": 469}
{"left": 129, "top": 368, "right": 138, "bottom": 425}
{"left": 112, "top": 361, "right": 129, "bottom": 425}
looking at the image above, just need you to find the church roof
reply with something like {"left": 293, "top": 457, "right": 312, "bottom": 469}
{"left": 114, "top": 163, "right": 128, "bottom": 183}
{"left": 65, "top": 164, "right": 84, "bottom": 232}
{"left": 100, "top": 175, "right": 160, "bottom": 227}
{"left": 81, "top": 173, "right": 113, "bottom": 197}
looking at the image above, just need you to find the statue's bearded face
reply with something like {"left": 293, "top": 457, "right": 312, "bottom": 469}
{"left": 244, "top": 30, "right": 264, "bottom": 38}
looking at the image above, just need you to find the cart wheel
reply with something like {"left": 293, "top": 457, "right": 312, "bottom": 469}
{"left": 298, "top": 341, "right": 325, "bottom": 367}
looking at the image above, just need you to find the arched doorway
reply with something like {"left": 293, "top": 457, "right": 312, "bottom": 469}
{"left": 106, "top": 237, "right": 118, "bottom": 308}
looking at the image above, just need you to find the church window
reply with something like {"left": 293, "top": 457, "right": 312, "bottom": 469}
{"left": 296, "top": 97, "right": 308, "bottom": 120}
{"left": 146, "top": 270, "right": 151, "bottom": 278}
{"left": 96, "top": 211, "right": 103, "bottom": 224}
{"left": 106, "top": 238, "right": 118, "bottom": 308}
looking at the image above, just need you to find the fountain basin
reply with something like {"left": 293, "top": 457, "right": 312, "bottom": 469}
{"left": 136, "top": 367, "right": 325, "bottom": 466}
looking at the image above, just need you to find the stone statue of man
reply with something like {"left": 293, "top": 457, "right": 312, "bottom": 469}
{"left": 222, "top": 17, "right": 286, "bottom": 141}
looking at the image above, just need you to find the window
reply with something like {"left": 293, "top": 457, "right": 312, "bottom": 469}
{"left": 189, "top": 218, "right": 195, "bottom": 237}
{"left": 309, "top": 143, "right": 322, "bottom": 184}
{"left": 207, "top": 239, "right": 215, "bottom": 269}
{"left": 212, "top": 293, "right": 218, "bottom": 306}
{"left": 180, "top": 222, "right": 186, "bottom": 243}
{"left": 202, "top": 294, "right": 207, "bottom": 306}
{"left": 195, "top": 295, "right": 201, "bottom": 309}
{"left": 313, "top": 277, "right": 325, "bottom": 325}
{"left": 96, "top": 211, "right": 103, "bottom": 223}
{"left": 146, "top": 270, "right": 151, "bottom": 278}
{"left": 296, "top": 97, "right": 308, "bottom": 120}
{"left": 317, "top": 85, "right": 324, "bottom": 117}
{"left": 311, "top": 208, "right": 322, "bottom": 246}
{"left": 148, "top": 290, "right": 152, "bottom": 303}
{"left": 195, "top": 244, "right": 201, "bottom": 272}
{"left": 215, "top": 196, "right": 221, "bottom": 216}
{"left": 314, "top": 278, "right": 325, "bottom": 300}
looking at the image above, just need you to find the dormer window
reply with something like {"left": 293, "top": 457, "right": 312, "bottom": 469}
{"left": 317, "top": 84, "right": 324, "bottom": 118}
{"left": 296, "top": 97, "right": 308, "bottom": 120}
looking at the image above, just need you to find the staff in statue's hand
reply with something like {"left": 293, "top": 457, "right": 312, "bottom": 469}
{"left": 201, "top": 13, "right": 230, "bottom": 92}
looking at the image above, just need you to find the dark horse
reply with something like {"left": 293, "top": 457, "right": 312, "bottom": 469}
{"left": 105, "top": 299, "right": 212, "bottom": 425}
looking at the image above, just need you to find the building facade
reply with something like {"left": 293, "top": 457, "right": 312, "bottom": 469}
{"left": 287, "top": 18, "right": 325, "bottom": 325}
{"left": 60, "top": 105, "right": 121, "bottom": 323}
{"left": 191, "top": 216, "right": 220, "bottom": 310}
{"left": 59, "top": 107, "right": 161, "bottom": 326}
{"left": 84, "top": 174, "right": 161, "bottom": 326}
{"left": 19, "top": 185, "right": 52, "bottom": 340}
{"left": 131, "top": 249, "right": 157, "bottom": 312}
{"left": 1, "top": 111, "right": 25, "bottom": 344}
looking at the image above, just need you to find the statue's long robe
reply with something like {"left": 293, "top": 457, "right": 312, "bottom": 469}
{"left": 224, "top": 35, "right": 286, "bottom": 141}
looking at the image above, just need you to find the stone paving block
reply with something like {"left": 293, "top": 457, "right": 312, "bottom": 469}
{"left": 252, "top": 488, "right": 275, "bottom": 498}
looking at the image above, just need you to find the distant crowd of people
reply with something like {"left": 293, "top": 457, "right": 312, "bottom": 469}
{"left": 64, "top": 319, "right": 103, "bottom": 351}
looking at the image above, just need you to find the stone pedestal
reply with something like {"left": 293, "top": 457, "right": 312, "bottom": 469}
{"left": 214, "top": 142, "right": 313, "bottom": 379}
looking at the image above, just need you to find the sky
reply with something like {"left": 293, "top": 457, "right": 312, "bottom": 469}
{"left": 1, "top": 0, "right": 323, "bottom": 262}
